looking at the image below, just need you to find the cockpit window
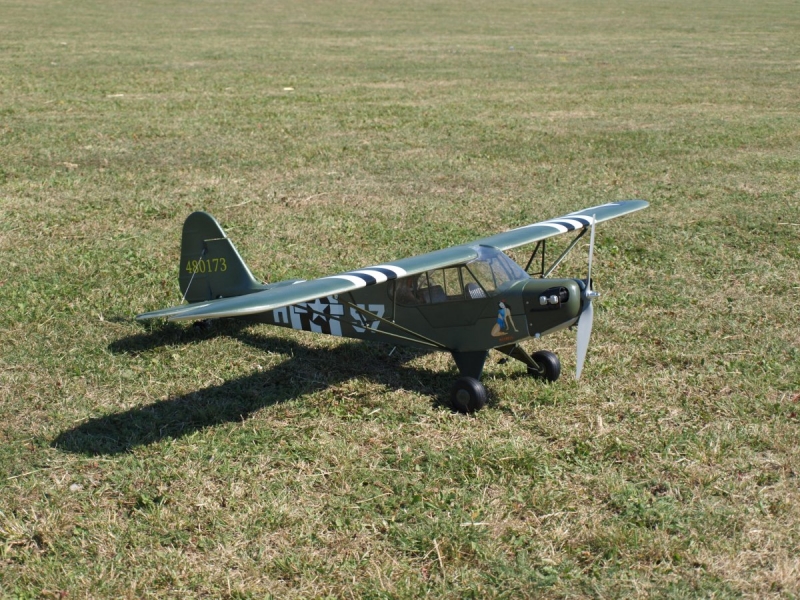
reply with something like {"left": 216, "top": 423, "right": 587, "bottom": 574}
{"left": 390, "top": 246, "right": 529, "bottom": 306}
{"left": 393, "top": 269, "right": 469, "bottom": 305}
{"left": 464, "top": 245, "right": 529, "bottom": 294}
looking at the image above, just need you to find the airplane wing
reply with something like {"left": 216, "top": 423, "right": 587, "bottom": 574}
{"left": 469, "top": 199, "right": 649, "bottom": 251}
{"left": 137, "top": 244, "right": 479, "bottom": 322}
{"left": 137, "top": 199, "right": 647, "bottom": 322}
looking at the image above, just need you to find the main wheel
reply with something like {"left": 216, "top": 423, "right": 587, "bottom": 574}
{"left": 192, "top": 319, "right": 214, "bottom": 331}
{"left": 450, "top": 377, "right": 488, "bottom": 414}
{"left": 528, "top": 350, "right": 561, "bottom": 382}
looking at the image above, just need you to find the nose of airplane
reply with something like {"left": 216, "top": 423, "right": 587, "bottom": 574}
{"left": 522, "top": 278, "right": 582, "bottom": 338}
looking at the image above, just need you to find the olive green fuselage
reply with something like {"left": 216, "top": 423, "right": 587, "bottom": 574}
{"left": 249, "top": 277, "right": 584, "bottom": 354}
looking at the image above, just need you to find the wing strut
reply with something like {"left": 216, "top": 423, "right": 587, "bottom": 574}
{"left": 341, "top": 301, "right": 448, "bottom": 349}
{"left": 522, "top": 229, "right": 589, "bottom": 278}
{"left": 542, "top": 228, "right": 588, "bottom": 277}
{"left": 523, "top": 240, "right": 546, "bottom": 277}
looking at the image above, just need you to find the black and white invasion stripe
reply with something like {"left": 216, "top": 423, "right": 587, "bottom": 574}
{"left": 322, "top": 264, "right": 407, "bottom": 288}
{"left": 538, "top": 215, "right": 594, "bottom": 233}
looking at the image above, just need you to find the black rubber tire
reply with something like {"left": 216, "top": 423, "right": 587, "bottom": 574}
{"left": 192, "top": 319, "right": 214, "bottom": 331}
{"left": 450, "top": 377, "right": 488, "bottom": 414}
{"left": 528, "top": 350, "right": 561, "bottom": 382}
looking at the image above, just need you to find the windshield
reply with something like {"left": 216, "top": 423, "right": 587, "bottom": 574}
{"left": 464, "top": 245, "right": 529, "bottom": 294}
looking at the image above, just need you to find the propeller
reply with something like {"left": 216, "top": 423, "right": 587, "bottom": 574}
{"left": 575, "top": 215, "right": 599, "bottom": 380}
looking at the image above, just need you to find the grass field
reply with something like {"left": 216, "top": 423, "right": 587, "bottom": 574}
{"left": 2, "top": 0, "right": 799, "bottom": 597}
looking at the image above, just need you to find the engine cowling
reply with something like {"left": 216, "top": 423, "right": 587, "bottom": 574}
{"left": 522, "top": 278, "right": 584, "bottom": 337}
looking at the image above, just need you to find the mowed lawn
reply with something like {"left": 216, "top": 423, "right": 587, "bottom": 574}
{"left": 1, "top": 0, "right": 798, "bottom": 597}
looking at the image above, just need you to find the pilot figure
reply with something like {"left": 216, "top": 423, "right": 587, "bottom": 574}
{"left": 395, "top": 276, "right": 421, "bottom": 305}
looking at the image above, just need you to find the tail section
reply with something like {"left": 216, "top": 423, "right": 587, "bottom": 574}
{"left": 179, "top": 212, "right": 263, "bottom": 303}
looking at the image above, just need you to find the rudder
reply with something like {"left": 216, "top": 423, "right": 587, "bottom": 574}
{"left": 179, "top": 212, "right": 262, "bottom": 303}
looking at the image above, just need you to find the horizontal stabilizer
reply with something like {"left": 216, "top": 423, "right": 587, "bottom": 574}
{"left": 135, "top": 302, "right": 216, "bottom": 321}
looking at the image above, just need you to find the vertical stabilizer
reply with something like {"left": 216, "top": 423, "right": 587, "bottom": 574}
{"left": 178, "top": 212, "right": 262, "bottom": 303}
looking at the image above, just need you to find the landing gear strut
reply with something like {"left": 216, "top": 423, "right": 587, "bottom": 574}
{"left": 527, "top": 350, "right": 561, "bottom": 382}
{"left": 449, "top": 351, "right": 489, "bottom": 413}
{"left": 495, "top": 343, "right": 561, "bottom": 382}
{"left": 447, "top": 345, "right": 564, "bottom": 413}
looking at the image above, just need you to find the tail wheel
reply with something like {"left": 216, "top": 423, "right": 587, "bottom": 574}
{"left": 450, "top": 377, "right": 488, "bottom": 414}
{"left": 528, "top": 350, "right": 561, "bottom": 382}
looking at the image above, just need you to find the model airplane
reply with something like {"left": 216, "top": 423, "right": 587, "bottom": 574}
{"left": 137, "top": 200, "right": 648, "bottom": 412}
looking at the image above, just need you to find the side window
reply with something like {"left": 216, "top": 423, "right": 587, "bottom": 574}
{"left": 462, "top": 267, "right": 487, "bottom": 299}
{"left": 465, "top": 261, "right": 498, "bottom": 293}
{"left": 443, "top": 268, "right": 464, "bottom": 299}
{"left": 425, "top": 267, "right": 464, "bottom": 302}
{"left": 392, "top": 268, "right": 486, "bottom": 305}
{"left": 392, "top": 276, "right": 424, "bottom": 306}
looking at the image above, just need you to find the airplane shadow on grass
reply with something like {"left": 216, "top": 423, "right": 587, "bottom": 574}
{"left": 53, "top": 319, "right": 496, "bottom": 456}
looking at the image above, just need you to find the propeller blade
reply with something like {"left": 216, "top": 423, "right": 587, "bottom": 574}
{"left": 576, "top": 216, "right": 598, "bottom": 380}
{"left": 575, "top": 299, "right": 594, "bottom": 380}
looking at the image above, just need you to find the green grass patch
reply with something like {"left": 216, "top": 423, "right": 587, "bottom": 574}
{"left": 1, "top": 0, "right": 799, "bottom": 596}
